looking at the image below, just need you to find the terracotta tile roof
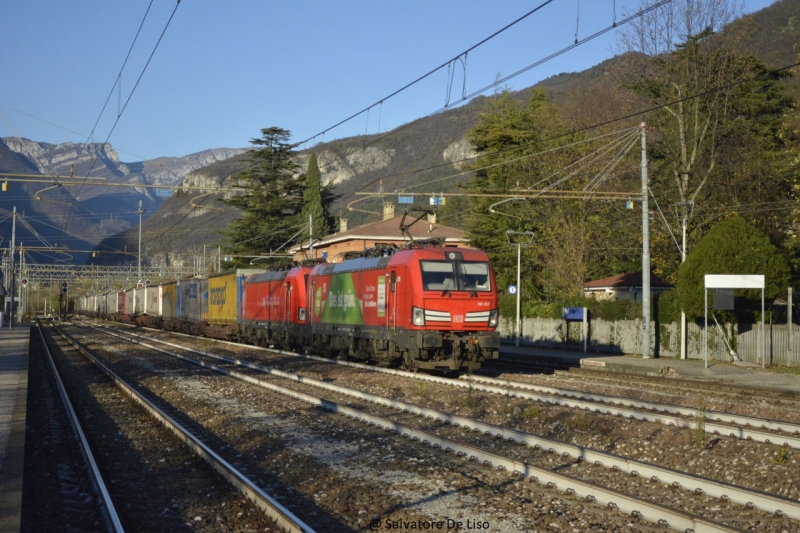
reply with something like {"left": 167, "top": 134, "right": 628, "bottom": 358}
{"left": 290, "top": 215, "right": 465, "bottom": 252}
{"left": 584, "top": 271, "right": 671, "bottom": 290}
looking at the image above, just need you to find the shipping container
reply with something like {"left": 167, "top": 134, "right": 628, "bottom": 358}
{"left": 206, "top": 269, "right": 262, "bottom": 325}
{"left": 145, "top": 285, "right": 161, "bottom": 315}
{"left": 116, "top": 292, "right": 126, "bottom": 314}
{"left": 161, "top": 281, "right": 179, "bottom": 319}
{"left": 134, "top": 286, "right": 146, "bottom": 314}
{"left": 201, "top": 278, "right": 209, "bottom": 321}
{"left": 124, "top": 288, "right": 135, "bottom": 315}
{"left": 179, "top": 278, "right": 204, "bottom": 323}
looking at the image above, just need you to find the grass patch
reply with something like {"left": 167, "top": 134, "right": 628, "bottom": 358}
{"left": 465, "top": 369, "right": 476, "bottom": 409}
{"left": 771, "top": 445, "right": 790, "bottom": 465}
{"left": 695, "top": 398, "right": 707, "bottom": 449}
{"left": 523, "top": 406, "right": 542, "bottom": 419}
{"left": 765, "top": 365, "right": 800, "bottom": 376}
{"left": 522, "top": 405, "right": 552, "bottom": 424}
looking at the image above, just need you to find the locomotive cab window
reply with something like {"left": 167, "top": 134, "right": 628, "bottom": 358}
{"left": 420, "top": 261, "right": 454, "bottom": 291}
{"left": 420, "top": 261, "right": 491, "bottom": 292}
{"left": 459, "top": 262, "right": 491, "bottom": 291}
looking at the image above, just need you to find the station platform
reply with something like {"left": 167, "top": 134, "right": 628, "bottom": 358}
{"left": 0, "top": 325, "right": 29, "bottom": 532}
{"left": 498, "top": 343, "right": 800, "bottom": 394}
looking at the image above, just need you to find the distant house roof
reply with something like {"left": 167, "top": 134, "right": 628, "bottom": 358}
{"left": 584, "top": 271, "right": 671, "bottom": 291}
{"left": 290, "top": 214, "right": 465, "bottom": 253}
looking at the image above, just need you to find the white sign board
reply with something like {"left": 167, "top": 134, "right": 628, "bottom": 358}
{"left": 704, "top": 274, "right": 764, "bottom": 289}
{"left": 703, "top": 274, "right": 765, "bottom": 370}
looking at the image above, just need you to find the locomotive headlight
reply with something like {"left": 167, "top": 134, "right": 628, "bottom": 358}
{"left": 298, "top": 307, "right": 306, "bottom": 321}
{"left": 488, "top": 309, "right": 499, "bottom": 327}
{"left": 412, "top": 306, "right": 425, "bottom": 326}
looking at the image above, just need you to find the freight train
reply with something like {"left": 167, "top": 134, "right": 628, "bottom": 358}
{"left": 75, "top": 245, "right": 501, "bottom": 371}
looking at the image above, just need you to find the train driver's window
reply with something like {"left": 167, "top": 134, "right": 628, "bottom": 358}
{"left": 459, "top": 262, "right": 491, "bottom": 291}
{"left": 420, "top": 261, "right": 454, "bottom": 291}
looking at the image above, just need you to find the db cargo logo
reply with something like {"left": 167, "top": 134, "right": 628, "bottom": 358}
{"left": 210, "top": 284, "right": 227, "bottom": 306}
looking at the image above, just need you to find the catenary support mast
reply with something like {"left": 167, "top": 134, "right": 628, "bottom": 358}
{"left": 641, "top": 123, "right": 651, "bottom": 359}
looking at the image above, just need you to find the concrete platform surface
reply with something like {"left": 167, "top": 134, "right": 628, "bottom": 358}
{"left": 0, "top": 325, "right": 29, "bottom": 533}
{"left": 499, "top": 343, "right": 800, "bottom": 394}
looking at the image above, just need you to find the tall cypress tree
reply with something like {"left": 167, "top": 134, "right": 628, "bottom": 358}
{"left": 301, "top": 152, "right": 332, "bottom": 246}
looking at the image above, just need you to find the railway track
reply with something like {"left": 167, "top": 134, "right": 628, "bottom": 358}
{"left": 38, "top": 321, "right": 313, "bottom": 532}
{"left": 485, "top": 357, "right": 800, "bottom": 406}
{"left": 72, "top": 320, "right": 800, "bottom": 531}
{"left": 23, "top": 323, "right": 122, "bottom": 533}
{"left": 90, "top": 320, "right": 800, "bottom": 449}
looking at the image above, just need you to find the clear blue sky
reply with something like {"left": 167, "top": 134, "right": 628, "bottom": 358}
{"left": 0, "top": 0, "right": 777, "bottom": 162}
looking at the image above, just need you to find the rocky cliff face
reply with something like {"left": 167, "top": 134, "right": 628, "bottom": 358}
{"left": 139, "top": 148, "right": 246, "bottom": 187}
{"left": 4, "top": 137, "right": 130, "bottom": 177}
{"left": 443, "top": 138, "right": 476, "bottom": 168}
{"left": 2, "top": 137, "right": 244, "bottom": 213}
{"left": 295, "top": 146, "right": 395, "bottom": 186}
{"left": 2, "top": 137, "right": 244, "bottom": 189}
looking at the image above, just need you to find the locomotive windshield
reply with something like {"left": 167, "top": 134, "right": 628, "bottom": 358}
{"left": 420, "top": 261, "right": 491, "bottom": 292}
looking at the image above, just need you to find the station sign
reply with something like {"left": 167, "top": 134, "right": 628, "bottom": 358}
{"left": 562, "top": 307, "right": 586, "bottom": 321}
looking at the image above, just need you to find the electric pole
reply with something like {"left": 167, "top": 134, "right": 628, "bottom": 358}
{"left": 136, "top": 200, "right": 146, "bottom": 279}
{"left": 641, "top": 123, "right": 651, "bottom": 359}
{"left": 505, "top": 230, "right": 534, "bottom": 347}
{"left": 9, "top": 206, "right": 15, "bottom": 329}
{"left": 676, "top": 200, "right": 694, "bottom": 360}
{"left": 309, "top": 214, "right": 314, "bottom": 260}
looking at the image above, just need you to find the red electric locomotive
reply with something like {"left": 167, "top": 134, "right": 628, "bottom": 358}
{"left": 241, "top": 266, "right": 311, "bottom": 349}
{"left": 307, "top": 246, "right": 500, "bottom": 370}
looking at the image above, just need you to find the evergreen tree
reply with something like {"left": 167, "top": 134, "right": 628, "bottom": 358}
{"left": 677, "top": 216, "right": 790, "bottom": 318}
{"left": 300, "top": 152, "right": 332, "bottom": 248}
{"left": 221, "top": 127, "right": 304, "bottom": 268}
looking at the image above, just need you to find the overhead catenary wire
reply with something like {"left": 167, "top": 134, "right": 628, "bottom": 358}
{"left": 349, "top": 56, "right": 800, "bottom": 201}
{"left": 59, "top": 0, "right": 182, "bottom": 249}
{"left": 0, "top": 102, "right": 187, "bottom": 161}
{"left": 82, "top": 0, "right": 155, "bottom": 156}
{"left": 402, "top": 126, "right": 640, "bottom": 194}
{"left": 314, "top": 0, "right": 670, "bottom": 201}
{"left": 298, "top": 0, "right": 559, "bottom": 146}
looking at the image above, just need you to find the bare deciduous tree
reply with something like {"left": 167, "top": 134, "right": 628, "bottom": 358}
{"left": 616, "top": 0, "right": 748, "bottom": 206}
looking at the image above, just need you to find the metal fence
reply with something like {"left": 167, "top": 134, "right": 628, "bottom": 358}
{"left": 498, "top": 317, "right": 800, "bottom": 366}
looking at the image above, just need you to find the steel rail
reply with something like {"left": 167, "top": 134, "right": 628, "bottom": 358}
{"left": 35, "top": 321, "right": 125, "bottom": 533}
{"left": 49, "top": 323, "right": 315, "bottom": 533}
{"left": 90, "top": 323, "right": 800, "bottom": 523}
{"left": 567, "top": 368, "right": 800, "bottom": 403}
{"left": 460, "top": 374, "right": 800, "bottom": 437}
{"left": 90, "top": 322, "right": 800, "bottom": 448}
{"left": 488, "top": 358, "right": 800, "bottom": 403}
{"left": 83, "top": 325, "right": 741, "bottom": 533}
